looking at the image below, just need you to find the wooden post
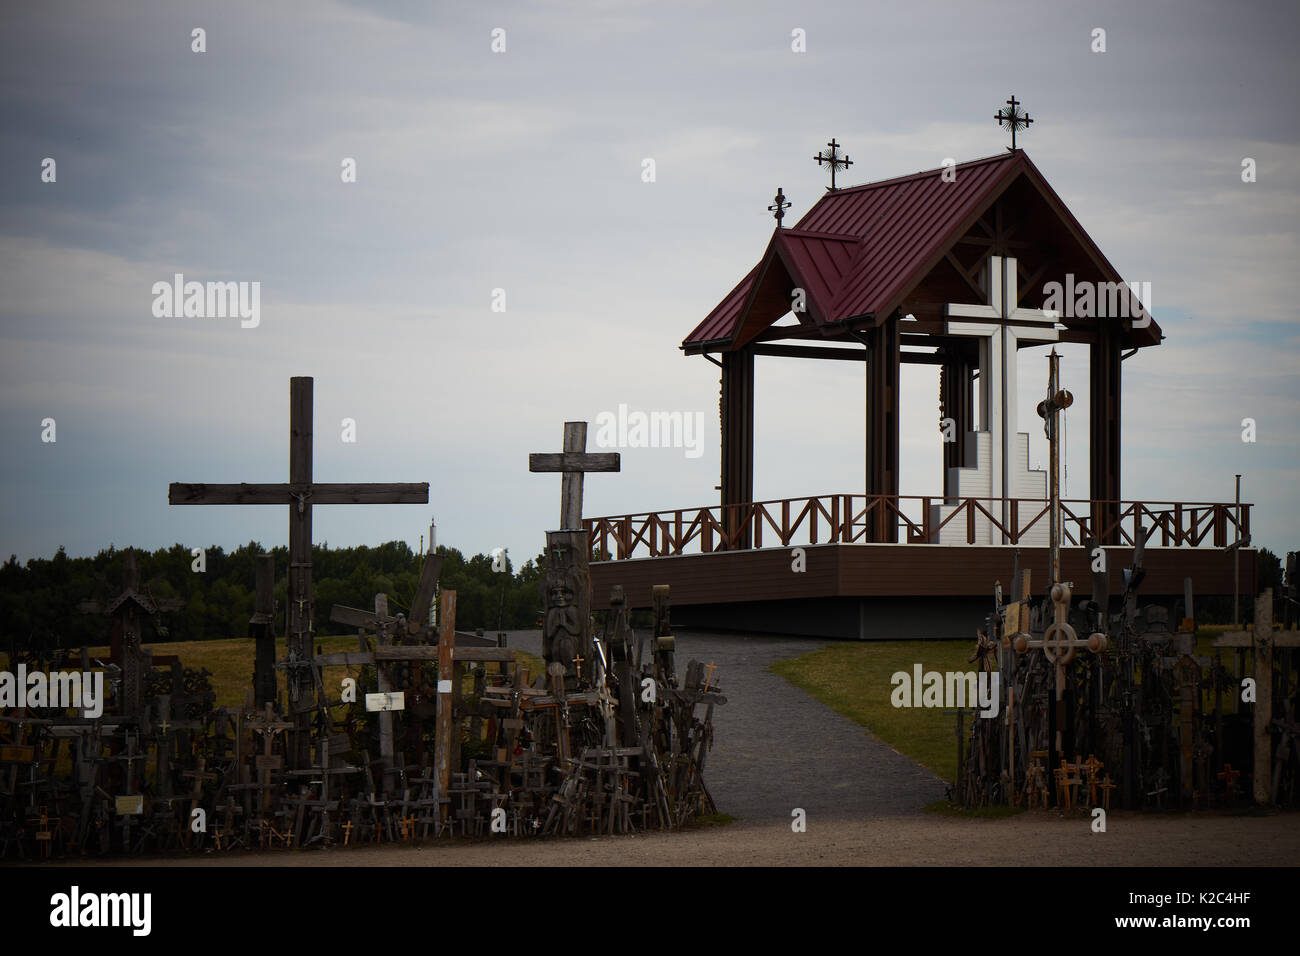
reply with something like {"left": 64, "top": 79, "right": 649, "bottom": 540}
{"left": 1214, "top": 589, "right": 1300, "bottom": 805}
{"left": 435, "top": 590, "right": 457, "bottom": 826}
{"left": 1090, "top": 320, "right": 1122, "bottom": 545}
{"left": 250, "top": 554, "right": 277, "bottom": 710}
{"left": 720, "top": 346, "right": 755, "bottom": 548}
{"left": 864, "top": 316, "right": 900, "bottom": 542}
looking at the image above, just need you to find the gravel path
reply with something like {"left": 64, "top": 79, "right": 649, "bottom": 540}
{"left": 503, "top": 628, "right": 945, "bottom": 823}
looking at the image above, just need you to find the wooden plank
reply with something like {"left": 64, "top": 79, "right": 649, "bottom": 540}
{"left": 452, "top": 648, "right": 516, "bottom": 663}
{"left": 329, "top": 605, "right": 383, "bottom": 629}
{"left": 169, "top": 482, "right": 428, "bottom": 505}
{"left": 313, "top": 652, "right": 375, "bottom": 667}
{"left": 408, "top": 553, "right": 443, "bottom": 632}
{"left": 528, "top": 453, "right": 620, "bottom": 473}
{"left": 373, "top": 646, "right": 439, "bottom": 661}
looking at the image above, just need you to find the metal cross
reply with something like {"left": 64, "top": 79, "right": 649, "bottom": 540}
{"left": 814, "top": 138, "right": 853, "bottom": 191}
{"left": 995, "top": 95, "right": 1033, "bottom": 152}
{"left": 768, "top": 187, "right": 791, "bottom": 226}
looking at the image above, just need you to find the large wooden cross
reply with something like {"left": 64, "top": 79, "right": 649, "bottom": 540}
{"left": 945, "top": 255, "right": 1059, "bottom": 539}
{"left": 529, "top": 422, "right": 619, "bottom": 679}
{"left": 1214, "top": 589, "right": 1300, "bottom": 805}
{"left": 528, "top": 421, "right": 620, "bottom": 531}
{"left": 169, "top": 376, "right": 428, "bottom": 766}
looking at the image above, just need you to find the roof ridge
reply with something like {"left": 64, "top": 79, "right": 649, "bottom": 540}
{"left": 779, "top": 227, "right": 860, "bottom": 241}
{"left": 820, "top": 151, "right": 1021, "bottom": 197}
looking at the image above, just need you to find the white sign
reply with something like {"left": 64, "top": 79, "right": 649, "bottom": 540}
{"left": 115, "top": 795, "right": 144, "bottom": 815}
{"left": 365, "top": 692, "right": 405, "bottom": 712}
{"left": 437, "top": 679, "right": 453, "bottom": 694}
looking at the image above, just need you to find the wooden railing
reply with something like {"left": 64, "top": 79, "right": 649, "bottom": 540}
{"left": 584, "top": 494, "right": 1251, "bottom": 560}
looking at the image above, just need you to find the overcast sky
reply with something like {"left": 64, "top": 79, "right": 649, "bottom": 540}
{"left": 2, "top": 0, "right": 1297, "bottom": 572}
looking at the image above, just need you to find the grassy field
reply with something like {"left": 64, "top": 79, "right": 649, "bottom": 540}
{"left": 2, "top": 637, "right": 544, "bottom": 710}
{"left": 770, "top": 628, "right": 1243, "bottom": 784}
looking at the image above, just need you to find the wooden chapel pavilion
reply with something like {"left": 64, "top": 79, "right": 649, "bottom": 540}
{"left": 586, "top": 150, "right": 1253, "bottom": 639}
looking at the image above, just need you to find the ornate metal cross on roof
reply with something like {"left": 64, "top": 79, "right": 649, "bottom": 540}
{"left": 995, "top": 94, "right": 1033, "bottom": 151}
{"left": 814, "top": 138, "right": 853, "bottom": 191}
{"left": 768, "top": 187, "right": 791, "bottom": 226}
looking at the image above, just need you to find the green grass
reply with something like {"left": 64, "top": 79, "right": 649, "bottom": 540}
{"left": 770, "top": 641, "right": 980, "bottom": 781}
{"left": 1, "top": 637, "right": 544, "bottom": 711}
{"left": 770, "top": 628, "right": 1251, "bottom": 785}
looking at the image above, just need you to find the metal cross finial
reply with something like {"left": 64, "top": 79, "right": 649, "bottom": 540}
{"left": 814, "top": 138, "right": 853, "bottom": 191}
{"left": 995, "top": 94, "right": 1034, "bottom": 152}
{"left": 768, "top": 187, "right": 791, "bottom": 226}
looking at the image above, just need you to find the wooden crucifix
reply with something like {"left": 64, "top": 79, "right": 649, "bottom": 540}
{"left": 169, "top": 376, "right": 428, "bottom": 768}
{"left": 529, "top": 421, "right": 620, "bottom": 680}
{"left": 77, "top": 548, "right": 183, "bottom": 718}
{"left": 1214, "top": 589, "right": 1300, "bottom": 805}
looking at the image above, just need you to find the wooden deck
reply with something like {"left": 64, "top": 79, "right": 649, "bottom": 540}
{"left": 584, "top": 493, "right": 1254, "bottom": 638}
{"left": 588, "top": 543, "right": 1255, "bottom": 639}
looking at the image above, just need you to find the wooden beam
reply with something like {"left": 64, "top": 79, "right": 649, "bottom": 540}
{"left": 169, "top": 482, "right": 429, "bottom": 505}
{"left": 752, "top": 344, "right": 865, "bottom": 361}
{"left": 945, "top": 251, "right": 985, "bottom": 300}
{"left": 435, "top": 590, "right": 457, "bottom": 826}
{"left": 900, "top": 351, "right": 947, "bottom": 366}
{"left": 720, "top": 346, "right": 755, "bottom": 547}
{"left": 528, "top": 453, "right": 620, "bottom": 472}
{"left": 865, "top": 316, "right": 900, "bottom": 542}
{"left": 453, "top": 648, "right": 517, "bottom": 663}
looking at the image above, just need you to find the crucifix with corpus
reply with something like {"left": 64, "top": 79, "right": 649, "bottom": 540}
{"left": 169, "top": 376, "right": 429, "bottom": 769}
{"left": 945, "top": 255, "right": 1060, "bottom": 541}
{"left": 529, "top": 421, "right": 620, "bottom": 683}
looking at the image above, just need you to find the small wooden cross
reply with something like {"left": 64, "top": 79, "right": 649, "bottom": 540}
{"left": 1097, "top": 774, "right": 1116, "bottom": 811}
{"left": 572, "top": 655, "right": 584, "bottom": 681}
{"left": 529, "top": 422, "right": 620, "bottom": 530}
{"left": 341, "top": 819, "right": 353, "bottom": 846}
{"left": 1217, "top": 764, "right": 1241, "bottom": 805}
{"left": 702, "top": 661, "right": 718, "bottom": 693}
{"left": 1082, "top": 755, "right": 1104, "bottom": 804}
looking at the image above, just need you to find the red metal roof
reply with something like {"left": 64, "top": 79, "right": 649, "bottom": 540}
{"left": 683, "top": 151, "right": 1160, "bottom": 350}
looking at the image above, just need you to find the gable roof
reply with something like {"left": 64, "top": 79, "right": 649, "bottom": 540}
{"left": 683, "top": 151, "right": 1162, "bottom": 352}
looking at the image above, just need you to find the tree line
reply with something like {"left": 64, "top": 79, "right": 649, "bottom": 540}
{"left": 0, "top": 542, "right": 1286, "bottom": 654}
{"left": 1, "top": 541, "right": 545, "bottom": 652}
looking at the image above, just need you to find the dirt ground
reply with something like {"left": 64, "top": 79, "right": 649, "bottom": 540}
{"left": 55, "top": 811, "right": 1300, "bottom": 867}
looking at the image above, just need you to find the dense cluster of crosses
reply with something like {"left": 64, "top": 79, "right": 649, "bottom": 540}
{"left": 0, "top": 380, "right": 725, "bottom": 858}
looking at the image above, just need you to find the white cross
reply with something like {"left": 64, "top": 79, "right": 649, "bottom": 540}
{"left": 945, "top": 256, "right": 1059, "bottom": 540}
